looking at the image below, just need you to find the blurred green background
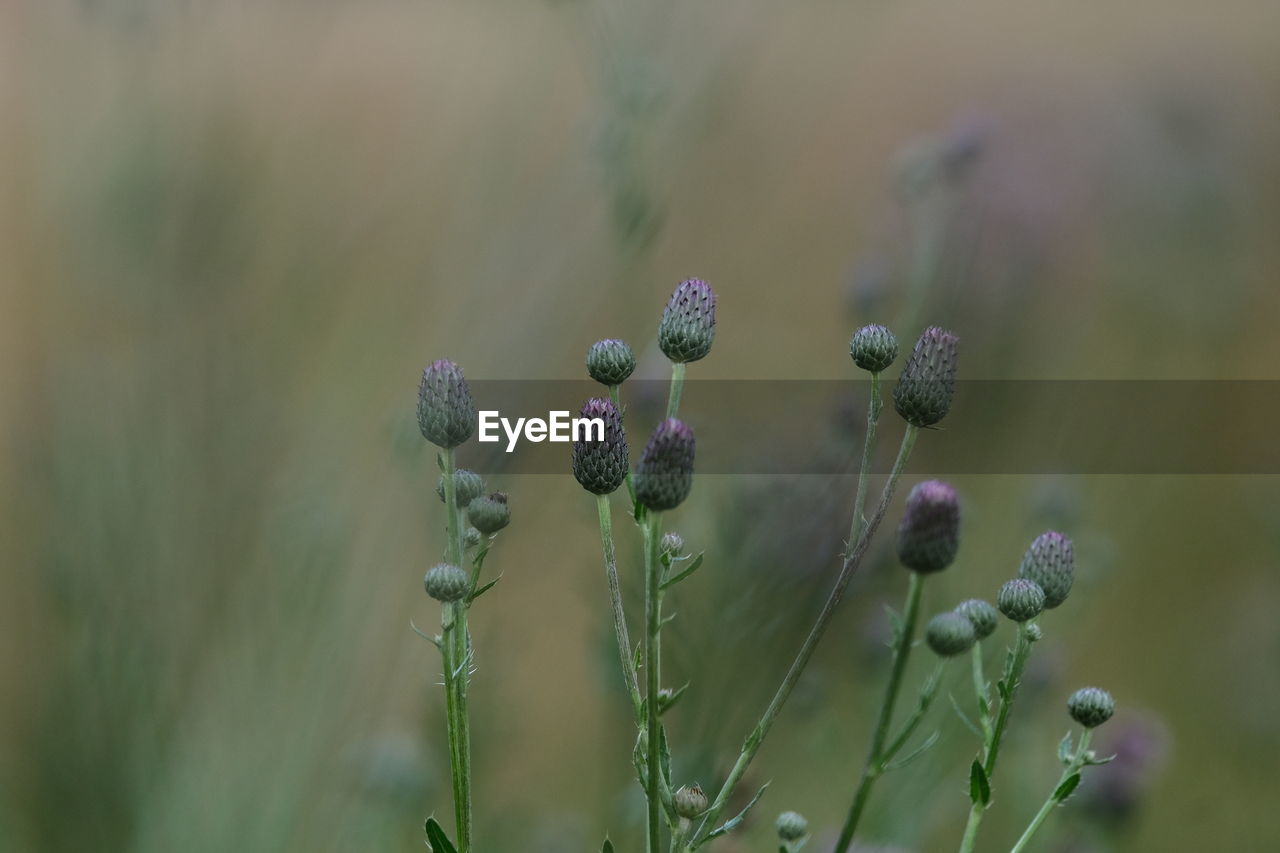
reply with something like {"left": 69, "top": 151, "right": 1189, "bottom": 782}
{"left": 3, "top": 1, "right": 1280, "bottom": 851}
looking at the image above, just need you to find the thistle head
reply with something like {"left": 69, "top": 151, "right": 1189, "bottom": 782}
{"left": 896, "top": 480, "right": 960, "bottom": 573}
{"left": 424, "top": 563, "right": 469, "bottom": 602}
{"left": 634, "top": 418, "right": 696, "bottom": 511}
{"left": 775, "top": 811, "right": 809, "bottom": 843}
{"left": 658, "top": 278, "right": 717, "bottom": 363}
{"left": 1068, "top": 686, "right": 1116, "bottom": 728}
{"left": 467, "top": 492, "right": 510, "bottom": 535}
{"left": 660, "top": 531, "right": 685, "bottom": 558}
{"left": 849, "top": 324, "right": 898, "bottom": 373}
{"left": 586, "top": 339, "right": 637, "bottom": 386}
{"left": 436, "top": 469, "right": 485, "bottom": 508}
{"left": 997, "top": 578, "right": 1045, "bottom": 623}
{"left": 954, "top": 598, "right": 999, "bottom": 640}
{"left": 925, "top": 611, "right": 977, "bottom": 656}
{"left": 893, "top": 326, "right": 959, "bottom": 428}
{"left": 1018, "top": 531, "right": 1075, "bottom": 609}
{"left": 571, "top": 398, "right": 629, "bottom": 495}
{"left": 463, "top": 527, "right": 483, "bottom": 550}
{"left": 417, "top": 359, "right": 475, "bottom": 448}
{"left": 673, "top": 784, "right": 707, "bottom": 819}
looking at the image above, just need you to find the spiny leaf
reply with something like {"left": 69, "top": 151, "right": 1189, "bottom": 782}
{"left": 602, "top": 840, "right": 615, "bottom": 853}
{"left": 702, "top": 781, "right": 770, "bottom": 844}
{"left": 1053, "top": 772, "right": 1082, "bottom": 802}
{"left": 969, "top": 760, "right": 990, "bottom": 806}
{"left": 424, "top": 818, "right": 458, "bottom": 853}
{"left": 468, "top": 576, "right": 501, "bottom": 602}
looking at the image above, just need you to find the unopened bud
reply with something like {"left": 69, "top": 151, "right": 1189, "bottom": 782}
{"left": 571, "top": 398, "right": 629, "bottom": 495}
{"left": 896, "top": 480, "right": 960, "bottom": 573}
{"left": 997, "top": 578, "right": 1045, "bottom": 623}
{"left": 775, "top": 810, "right": 809, "bottom": 842}
{"left": 1068, "top": 686, "right": 1115, "bottom": 728}
{"left": 659, "top": 279, "right": 717, "bottom": 363}
{"left": 660, "top": 532, "right": 685, "bottom": 558}
{"left": 674, "top": 784, "right": 707, "bottom": 819}
{"left": 467, "top": 493, "right": 510, "bottom": 535}
{"left": 1018, "top": 531, "right": 1075, "bottom": 609}
{"left": 436, "top": 469, "right": 485, "bottom": 507}
{"left": 893, "top": 326, "right": 959, "bottom": 428}
{"left": 586, "top": 339, "right": 637, "bottom": 386}
{"left": 424, "top": 564, "right": 469, "bottom": 602}
{"left": 417, "top": 360, "right": 475, "bottom": 448}
{"left": 635, "top": 418, "right": 696, "bottom": 511}
{"left": 849, "top": 324, "right": 898, "bottom": 373}
{"left": 925, "top": 612, "right": 977, "bottom": 657}
{"left": 954, "top": 599, "right": 999, "bottom": 640}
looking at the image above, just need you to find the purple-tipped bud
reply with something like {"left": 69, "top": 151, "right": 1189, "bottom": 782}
{"left": 586, "top": 339, "right": 637, "bottom": 386}
{"left": 658, "top": 279, "right": 717, "bottom": 363}
{"left": 417, "top": 359, "right": 475, "bottom": 448}
{"left": 997, "top": 578, "right": 1045, "bottom": 623}
{"left": 1068, "top": 686, "right": 1115, "bottom": 728}
{"left": 467, "top": 492, "right": 510, "bottom": 535}
{"left": 1018, "top": 531, "right": 1075, "bottom": 609}
{"left": 896, "top": 480, "right": 960, "bottom": 573}
{"left": 893, "top": 326, "right": 959, "bottom": 428}
{"left": 955, "top": 598, "right": 999, "bottom": 640}
{"left": 571, "top": 398, "right": 629, "bottom": 495}
{"left": 925, "top": 611, "right": 977, "bottom": 656}
{"left": 849, "top": 324, "right": 899, "bottom": 373}
{"left": 634, "top": 418, "right": 695, "bottom": 511}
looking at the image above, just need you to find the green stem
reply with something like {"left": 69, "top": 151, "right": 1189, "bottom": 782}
{"left": 440, "top": 447, "right": 473, "bottom": 852}
{"left": 832, "top": 572, "right": 925, "bottom": 852}
{"left": 665, "top": 362, "right": 686, "bottom": 419}
{"left": 687, "top": 426, "right": 919, "bottom": 850}
{"left": 1009, "top": 730, "right": 1094, "bottom": 853}
{"left": 846, "top": 372, "right": 882, "bottom": 557}
{"left": 644, "top": 513, "right": 664, "bottom": 853}
{"left": 609, "top": 384, "right": 638, "bottom": 507}
{"left": 597, "top": 494, "right": 643, "bottom": 720}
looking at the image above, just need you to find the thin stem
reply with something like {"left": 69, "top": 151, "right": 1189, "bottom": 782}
{"left": 1009, "top": 730, "right": 1094, "bottom": 853}
{"left": 970, "top": 643, "right": 991, "bottom": 739}
{"left": 688, "top": 425, "right": 919, "bottom": 850}
{"left": 644, "top": 512, "right": 664, "bottom": 853}
{"left": 666, "top": 361, "right": 686, "bottom": 419}
{"left": 440, "top": 447, "right": 473, "bottom": 852}
{"left": 832, "top": 572, "right": 925, "bottom": 852}
{"left": 597, "top": 494, "right": 642, "bottom": 720}
{"left": 846, "top": 372, "right": 882, "bottom": 557}
{"left": 609, "top": 384, "right": 637, "bottom": 507}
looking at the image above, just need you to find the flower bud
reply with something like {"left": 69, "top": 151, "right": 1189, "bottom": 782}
{"left": 1068, "top": 686, "right": 1115, "bottom": 728}
{"left": 849, "top": 324, "right": 898, "bottom": 373}
{"left": 775, "top": 811, "right": 809, "bottom": 842}
{"left": 436, "top": 469, "right": 485, "bottom": 507}
{"left": 1026, "top": 623, "right": 1043, "bottom": 642}
{"left": 660, "top": 532, "right": 685, "bottom": 558}
{"left": 586, "top": 339, "right": 637, "bottom": 386}
{"left": 925, "top": 611, "right": 977, "bottom": 657}
{"left": 1018, "top": 531, "right": 1075, "bottom": 609}
{"left": 464, "top": 527, "right": 483, "bottom": 549}
{"left": 997, "top": 578, "right": 1045, "bottom": 623}
{"left": 658, "top": 278, "right": 716, "bottom": 363}
{"left": 417, "top": 359, "right": 475, "bottom": 448}
{"left": 634, "top": 418, "right": 695, "bottom": 511}
{"left": 673, "top": 784, "right": 707, "bottom": 819}
{"left": 893, "top": 326, "right": 959, "bottom": 428}
{"left": 896, "top": 480, "right": 960, "bottom": 573}
{"left": 467, "top": 492, "right": 510, "bottom": 535}
{"left": 954, "top": 598, "right": 999, "bottom": 640}
{"left": 424, "top": 563, "right": 469, "bottom": 602}
{"left": 571, "top": 398, "right": 629, "bottom": 495}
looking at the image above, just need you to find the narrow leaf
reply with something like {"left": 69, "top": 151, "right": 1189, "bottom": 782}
{"left": 969, "top": 760, "right": 990, "bottom": 806}
{"left": 660, "top": 552, "right": 705, "bottom": 590}
{"left": 703, "top": 781, "right": 771, "bottom": 843}
{"left": 658, "top": 682, "right": 689, "bottom": 715}
{"left": 884, "top": 730, "right": 941, "bottom": 771}
{"left": 1057, "top": 732, "right": 1073, "bottom": 766}
{"left": 949, "top": 694, "right": 982, "bottom": 738}
{"left": 602, "top": 840, "right": 615, "bottom": 853}
{"left": 424, "top": 818, "right": 459, "bottom": 853}
{"left": 468, "top": 576, "right": 501, "bottom": 602}
{"left": 1083, "top": 752, "right": 1118, "bottom": 766}
{"left": 1053, "top": 772, "right": 1082, "bottom": 802}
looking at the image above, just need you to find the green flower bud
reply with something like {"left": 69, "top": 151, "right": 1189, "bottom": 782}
{"left": 660, "top": 532, "right": 685, "bottom": 558}
{"left": 436, "top": 469, "right": 485, "bottom": 507}
{"left": 1026, "top": 622, "right": 1043, "bottom": 642}
{"left": 673, "top": 784, "right": 707, "bottom": 819}
{"left": 997, "top": 578, "right": 1045, "bottom": 623}
{"left": 954, "top": 598, "right": 999, "bottom": 640}
{"left": 659, "top": 279, "right": 716, "bottom": 363}
{"left": 586, "top": 339, "right": 637, "bottom": 386}
{"left": 467, "top": 492, "right": 510, "bottom": 535}
{"left": 893, "top": 326, "right": 959, "bottom": 428}
{"left": 464, "top": 527, "right": 483, "bottom": 550}
{"left": 1067, "top": 686, "right": 1115, "bottom": 728}
{"left": 896, "top": 480, "right": 960, "bottom": 573}
{"left": 849, "top": 324, "right": 898, "bottom": 373}
{"left": 634, "top": 418, "right": 696, "bottom": 511}
{"left": 424, "top": 563, "right": 469, "bottom": 602}
{"left": 775, "top": 810, "right": 809, "bottom": 842}
{"left": 1018, "top": 531, "right": 1075, "bottom": 609}
{"left": 925, "top": 611, "right": 977, "bottom": 656}
{"left": 417, "top": 359, "right": 475, "bottom": 449}
{"left": 571, "top": 398, "right": 629, "bottom": 495}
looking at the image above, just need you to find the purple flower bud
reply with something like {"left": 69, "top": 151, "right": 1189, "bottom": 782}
{"left": 893, "top": 326, "right": 959, "bottom": 428}
{"left": 634, "top": 418, "right": 696, "bottom": 511}
{"left": 417, "top": 359, "right": 475, "bottom": 449}
{"left": 1018, "top": 531, "right": 1075, "bottom": 609}
{"left": 658, "top": 279, "right": 717, "bottom": 363}
{"left": 896, "top": 480, "right": 960, "bottom": 573}
{"left": 571, "top": 398, "right": 629, "bottom": 495}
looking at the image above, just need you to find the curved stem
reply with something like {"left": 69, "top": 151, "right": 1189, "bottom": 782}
{"left": 832, "top": 572, "right": 925, "bottom": 852}
{"left": 644, "top": 513, "right": 664, "bottom": 853}
{"left": 597, "top": 494, "right": 642, "bottom": 720}
{"left": 688, "top": 426, "right": 919, "bottom": 850}
{"left": 1009, "top": 730, "right": 1093, "bottom": 853}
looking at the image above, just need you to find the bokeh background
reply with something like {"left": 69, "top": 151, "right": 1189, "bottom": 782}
{"left": 3, "top": 1, "right": 1280, "bottom": 851}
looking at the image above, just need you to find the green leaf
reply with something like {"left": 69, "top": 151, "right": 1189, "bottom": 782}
{"left": 884, "top": 730, "right": 941, "bottom": 771}
{"left": 969, "top": 760, "right": 990, "bottom": 806}
{"left": 660, "top": 552, "right": 705, "bottom": 590}
{"left": 995, "top": 678, "right": 1010, "bottom": 701}
{"left": 435, "top": 452, "right": 446, "bottom": 473}
{"left": 1053, "top": 772, "right": 1082, "bottom": 802}
{"left": 468, "top": 576, "right": 501, "bottom": 602}
{"left": 424, "top": 818, "right": 458, "bottom": 853}
{"left": 1083, "top": 751, "right": 1118, "bottom": 766}
{"left": 949, "top": 694, "right": 982, "bottom": 738}
{"left": 703, "top": 781, "right": 770, "bottom": 843}
{"left": 1057, "top": 732, "right": 1073, "bottom": 765}
{"left": 884, "top": 604, "right": 905, "bottom": 645}
{"left": 602, "top": 840, "right": 615, "bottom": 853}
{"left": 657, "top": 682, "right": 689, "bottom": 715}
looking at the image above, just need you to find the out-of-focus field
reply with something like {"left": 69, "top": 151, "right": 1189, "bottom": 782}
{"left": 3, "top": 1, "right": 1280, "bottom": 850}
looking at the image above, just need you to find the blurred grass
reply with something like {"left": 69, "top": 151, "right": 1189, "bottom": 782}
{"left": 3, "top": 0, "right": 1280, "bottom": 850}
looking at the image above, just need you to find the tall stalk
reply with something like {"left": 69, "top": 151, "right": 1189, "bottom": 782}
{"left": 643, "top": 513, "right": 665, "bottom": 853}
{"left": 597, "top": 494, "right": 642, "bottom": 720}
{"left": 846, "top": 372, "right": 883, "bottom": 556}
{"left": 1009, "top": 729, "right": 1094, "bottom": 853}
{"left": 440, "top": 447, "right": 473, "bottom": 851}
